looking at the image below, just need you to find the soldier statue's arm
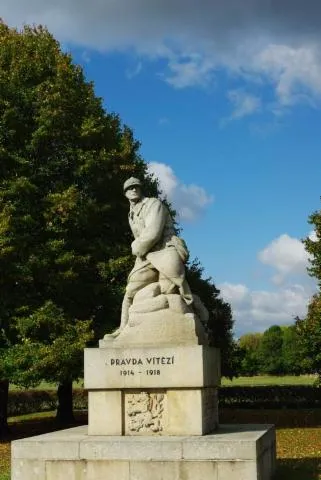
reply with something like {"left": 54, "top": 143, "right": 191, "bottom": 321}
{"left": 131, "top": 198, "right": 167, "bottom": 258}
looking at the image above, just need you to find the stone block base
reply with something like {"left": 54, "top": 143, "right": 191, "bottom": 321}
{"left": 88, "top": 387, "right": 219, "bottom": 436}
{"left": 85, "top": 345, "right": 220, "bottom": 436}
{"left": 12, "top": 424, "right": 276, "bottom": 480}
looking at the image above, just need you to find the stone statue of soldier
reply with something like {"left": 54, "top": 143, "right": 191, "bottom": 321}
{"left": 111, "top": 177, "right": 193, "bottom": 337}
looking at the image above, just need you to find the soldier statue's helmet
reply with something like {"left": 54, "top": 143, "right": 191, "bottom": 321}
{"left": 123, "top": 177, "right": 142, "bottom": 192}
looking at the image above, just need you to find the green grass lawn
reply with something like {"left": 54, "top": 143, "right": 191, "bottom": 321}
{"left": 9, "top": 375, "right": 317, "bottom": 391}
{"left": 9, "top": 379, "right": 84, "bottom": 391}
{"left": 221, "top": 374, "right": 317, "bottom": 386}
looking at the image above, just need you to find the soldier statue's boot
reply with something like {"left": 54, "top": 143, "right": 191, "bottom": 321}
{"left": 104, "top": 294, "right": 132, "bottom": 339}
{"left": 111, "top": 294, "right": 132, "bottom": 338}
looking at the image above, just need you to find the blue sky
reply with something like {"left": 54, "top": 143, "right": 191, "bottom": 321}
{"left": 3, "top": 1, "right": 321, "bottom": 336}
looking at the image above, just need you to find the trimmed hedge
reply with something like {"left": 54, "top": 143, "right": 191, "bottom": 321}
{"left": 8, "top": 385, "right": 321, "bottom": 416}
{"left": 8, "top": 389, "right": 88, "bottom": 416}
{"left": 219, "top": 386, "right": 321, "bottom": 409}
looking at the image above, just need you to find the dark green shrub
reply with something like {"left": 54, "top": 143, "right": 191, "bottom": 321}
{"left": 219, "top": 386, "right": 321, "bottom": 409}
{"left": 8, "top": 389, "right": 87, "bottom": 416}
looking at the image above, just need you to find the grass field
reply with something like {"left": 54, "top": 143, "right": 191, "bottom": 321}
{"left": 9, "top": 379, "right": 84, "bottom": 391}
{"left": 9, "top": 375, "right": 317, "bottom": 391}
{"left": 1, "top": 409, "right": 320, "bottom": 480}
{"left": 221, "top": 374, "right": 318, "bottom": 386}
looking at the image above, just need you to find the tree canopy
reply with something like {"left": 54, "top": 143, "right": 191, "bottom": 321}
{"left": 186, "top": 259, "right": 235, "bottom": 377}
{"left": 238, "top": 332, "right": 262, "bottom": 375}
{"left": 295, "top": 201, "right": 321, "bottom": 383}
{"left": 257, "top": 325, "right": 284, "bottom": 375}
{"left": 0, "top": 21, "right": 153, "bottom": 423}
{"left": 0, "top": 21, "right": 235, "bottom": 430}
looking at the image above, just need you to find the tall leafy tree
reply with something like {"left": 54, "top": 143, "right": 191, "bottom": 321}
{"left": 0, "top": 21, "right": 235, "bottom": 433}
{"left": 0, "top": 21, "right": 151, "bottom": 430}
{"left": 258, "top": 325, "right": 284, "bottom": 375}
{"left": 186, "top": 260, "right": 235, "bottom": 377}
{"left": 296, "top": 296, "right": 321, "bottom": 382}
{"left": 282, "top": 325, "right": 304, "bottom": 375}
{"left": 238, "top": 332, "right": 262, "bottom": 376}
{"left": 296, "top": 202, "right": 321, "bottom": 384}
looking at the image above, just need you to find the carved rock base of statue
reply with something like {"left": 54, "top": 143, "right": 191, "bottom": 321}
{"left": 100, "top": 289, "right": 209, "bottom": 347}
{"left": 101, "top": 310, "right": 208, "bottom": 347}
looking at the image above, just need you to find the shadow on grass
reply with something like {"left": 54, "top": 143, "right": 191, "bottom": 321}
{"left": 275, "top": 458, "right": 321, "bottom": 480}
{"left": 0, "top": 412, "right": 88, "bottom": 480}
{"left": 4, "top": 411, "right": 88, "bottom": 442}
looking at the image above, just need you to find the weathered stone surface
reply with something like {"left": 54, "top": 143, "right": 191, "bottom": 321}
{"left": 11, "top": 459, "right": 45, "bottom": 480}
{"left": 86, "top": 460, "right": 130, "bottom": 480}
{"left": 88, "top": 390, "right": 122, "bottom": 436}
{"left": 217, "top": 460, "right": 257, "bottom": 480}
{"left": 85, "top": 345, "right": 220, "bottom": 436}
{"left": 12, "top": 424, "right": 276, "bottom": 480}
{"left": 46, "top": 461, "right": 86, "bottom": 480}
{"left": 124, "top": 390, "right": 166, "bottom": 435}
{"left": 85, "top": 345, "right": 220, "bottom": 389}
{"left": 166, "top": 388, "right": 218, "bottom": 435}
{"left": 102, "top": 308, "right": 208, "bottom": 347}
{"left": 87, "top": 387, "right": 218, "bottom": 436}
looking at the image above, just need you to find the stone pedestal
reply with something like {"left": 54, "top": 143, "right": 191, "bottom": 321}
{"left": 84, "top": 345, "right": 220, "bottom": 436}
{"left": 11, "top": 321, "right": 276, "bottom": 479}
{"left": 12, "top": 424, "right": 277, "bottom": 480}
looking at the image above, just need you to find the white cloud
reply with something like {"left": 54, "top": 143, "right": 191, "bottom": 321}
{"left": 147, "top": 162, "right": 213, "bottom": 221}
{"left": 309, "top": 230, "right": 318, "bottom": 242}
{"left": 165, "top": 54, "right": 215, "bottom": 89}
{"left": 3, "top": 0, "right": 321, "bottom": 111}
{"left": 251, "top": 44, "right": 321, "bottom": 106}
{"left": 220, "top": 281, "right": 312, "bottom": 336}
{"left": 219, "top": 232, "right": 317, "bottom": 336}
{"left": 222, "top": 90, "right": 261, "bottom": 124}
{"left": 148, "top": 162, "right": 177, "bottom": 196}
{"left": 258, "top": 233, "right": 309, "bottom": 283}
{"left": 126, "top": 61, "right": 142, "bottom": 79}
{"left": 81, "top": 50, "right": 91, "bottom": 63}
{"left": 229, "top": 90, "right": 261, "bottom": 119}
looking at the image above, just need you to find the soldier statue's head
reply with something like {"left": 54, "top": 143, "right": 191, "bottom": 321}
{"left": 123, "top": 177, "right": 143, "bottom": 204}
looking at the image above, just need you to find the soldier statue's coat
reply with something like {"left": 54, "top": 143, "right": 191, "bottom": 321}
{"left": 127, "top": 196, "right": 192, "bottom": 304}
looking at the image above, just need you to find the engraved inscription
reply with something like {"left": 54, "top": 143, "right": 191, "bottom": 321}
{"left": 109, "top": 356, "right": 174, "bottom": 366}
{"left": 106, "top": 355, "right": 175, "bottom": 377}
{"left": 126, "top": 392, "right": 165, "bottom": 433}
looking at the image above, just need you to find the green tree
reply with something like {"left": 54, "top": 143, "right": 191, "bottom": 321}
{"left": 0, "top": 21, "right": 152, "bottom": 430}
{"left": 258, "top": 325, "right": 284, "bottom": 375}
{"left": 0, "top": 21, "right": 236, "bottom": 433}
{"left": 303, "top": 207, "right": 321, "bottom": 287}
{"left": 281, "top": 325, "right": 304, "bottom": 375}
{"left": 0, "top": 333, "right": 10, "bottom": 434}
{"left": 186, "top": 260, "right": 235, "bottom": 377}
{"left": 296, "top": 202, "right": 321, "bottom": 383}
{"left": 296, "top": 295, "right": 321, "bottom": 382}
{"left": 238, "top": 332, "right": 262, "bottom": 376}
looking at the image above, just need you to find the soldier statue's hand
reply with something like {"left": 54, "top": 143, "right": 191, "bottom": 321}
{"left": 131, "top": 239, "right": 144, "bottom": 257}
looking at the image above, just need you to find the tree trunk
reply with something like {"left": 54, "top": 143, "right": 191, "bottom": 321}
{"left": 56, "top": 381, "right": 75, "bottom": 424}
{"left": 0, "top": 379, "right": 10, "bottom": 437}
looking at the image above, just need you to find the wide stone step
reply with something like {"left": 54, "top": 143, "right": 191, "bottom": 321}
{"left": 12, "top": 424, "right": 276, "bottom": 480}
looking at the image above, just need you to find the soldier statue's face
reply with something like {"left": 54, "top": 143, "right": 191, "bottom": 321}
{"left": 125, "top": 185, "right": 142, "bottom": 203}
